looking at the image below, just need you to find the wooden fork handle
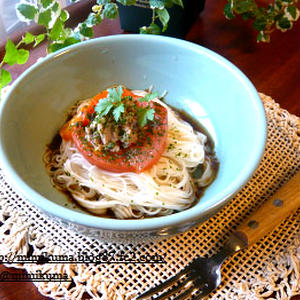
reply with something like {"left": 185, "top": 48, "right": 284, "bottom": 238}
{"left": 233, "top": 171, "right": 300, "bottom": 248}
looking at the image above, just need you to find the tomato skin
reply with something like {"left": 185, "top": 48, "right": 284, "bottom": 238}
{"left": 60, "top": 88, "right": 168, "bottom": 173}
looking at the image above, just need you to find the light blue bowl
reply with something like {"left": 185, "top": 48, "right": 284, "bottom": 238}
{"left": 0, "top": 35, "right": 266, "bottom": 243}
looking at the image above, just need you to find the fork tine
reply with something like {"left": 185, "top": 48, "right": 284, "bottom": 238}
{"left": 136, "top": 268, "right": 189, "bottom": 300}
{"left": 172, "top": 284, "right": 197, "bottom": 300}
{"left": 151, "top": 271, "right": 199, "bottom": 300}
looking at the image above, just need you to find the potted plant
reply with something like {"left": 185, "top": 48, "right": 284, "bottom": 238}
{"left": 117, "top": 0, "right": 205, "bottom": 37}
{"left": 0, "top": 0, "right": 299, "bottom": 95}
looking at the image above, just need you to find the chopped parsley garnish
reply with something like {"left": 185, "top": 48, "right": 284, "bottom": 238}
{"left": 95, "top": 85, "right": 124, "bottom": 122}
{"left": 138, "top": 91, "right": 159, "bottom": 103}
{"left": 94, "top": 85, "right": 157, "bottom": 128}
{"left": 137, "top": 106, "right": 155, "bottom": 128}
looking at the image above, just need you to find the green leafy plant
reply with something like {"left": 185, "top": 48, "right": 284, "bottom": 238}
{"left": 224, "top": 0, "right": 300, "bottom": 42}
{"left": 0, "top": 0, "right": 182, "bottom": 96}
{"left": 0, "top": 32, "right": 45, "bottom": 91}
{"left": 0, "top": 0, "right": 299, "bottom": 96}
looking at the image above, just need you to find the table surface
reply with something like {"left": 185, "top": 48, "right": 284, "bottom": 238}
{"left": 0, "top": 1, "right": 299, "bottom": 299}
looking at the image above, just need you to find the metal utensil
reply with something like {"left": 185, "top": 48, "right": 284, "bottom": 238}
{"left": 137, "top": 171, "right": 300, "bottom": 300}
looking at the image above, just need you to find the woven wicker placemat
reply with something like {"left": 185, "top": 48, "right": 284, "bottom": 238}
{"left": 0, "top": 93, "right": 299, "bottom": 300}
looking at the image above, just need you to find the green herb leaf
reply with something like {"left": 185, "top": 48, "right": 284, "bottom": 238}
{"left": 277, "top": 16, "right": 292, "bottom": 29}
{"left": 17, "top": 49, "right": 30, "bottom": 64}
{"left": 103, "top": 3, "right": 118, "bottom": 19}
{"left": 138, "top": 92, "right": 159, "bottom": 102}
{"left": 34, "top": 34, "right": 46, "bottom": 47}
{"left": 224, "top": 2, "right": 235, "bottom": 19}
{"left": 172, "top": 0, "right": 184, "bottom": 8}
{"left": 48, "top": 37, "right": 80, "bottom": 53}
{"left": 97, "top": 0, "right": 110, "bottom": 4}
{"left": 149, "top": 0, "right": 164, "bottom": 9}
{"left": 253, "top": 15, "right": 267, "bottom": 30}
{"left": 138, "top": 107, "right": 155, "bottom": 128}
{"left": 49, "top": 19, "right": 64, "bottom": 40}
{"left": 156, "top": 8, "right": 170, "bottom": 32}
{"left": 16, "top": 3, "right": 38, "bottom": 20}
{"left": 234, "top": 0, "right": 255, "bottom": 14}
{"left": 95, "top": 98, "right": 114, "bottom": 116}
{"left": 51, "top": 2, "right": 60, "bottom": 12}
{"left": 3, "top": 39, "right": 18, "bottom": 66}
{"left": 23, "top": 32, "right": 35, "bottom": 44}
{"left": 257, "top": 31, "right": 270, "bottom": 42}
{"left": 0, "top": 69, "right": 12, "bottom": 89}
{"left": 84, "top": 13, "right": 102, "bottom": 27}
{"left": 140, "top": 23, "right": 161, "bottom": 34}
{"left": 60, "top": 9, "right": 69, "bottom": 22}
{"left": 37, "top": 9, "right": 52, "bottom": 28}
{"left": 113, "top": 103, "right": 125, "bottom": 122}
{"left": 117, "top": 0, "right": 137, "bottom": 5}
{"left": 286, "top": 5, "right": 297, "bottom": 20}
{"left": 79, "top": 23, "right": 94, "bottom": 38}
{"left": 107, "top": 86, "right": 123, "bottom": 103}
{"left": 41, "top": 0, "right": 53, "bottom": 8}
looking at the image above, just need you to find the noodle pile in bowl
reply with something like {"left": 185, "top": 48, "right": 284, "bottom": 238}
{"left": 44, "top": 89, "right": 217, "bottom": 219}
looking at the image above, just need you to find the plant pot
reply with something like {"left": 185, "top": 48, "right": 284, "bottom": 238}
{"left": 118, "top": 0, "right": 205, "bottom": 38}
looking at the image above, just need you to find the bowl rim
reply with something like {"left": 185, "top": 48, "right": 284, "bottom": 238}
{"left": 0, "top": 34, "right": 267, "bottom": 231}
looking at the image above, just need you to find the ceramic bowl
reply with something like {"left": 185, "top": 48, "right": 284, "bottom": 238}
{"left": 0, "top": 35, "right": 266, "bottom": 243}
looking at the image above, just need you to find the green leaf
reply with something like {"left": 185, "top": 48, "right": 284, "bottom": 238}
{"left": 234, "top": 0, "right": 254, "bottom": 14}
{"left": 277, "top": 16, "right": 292, "bottom": 29}
{"left": 60, "top": 10, "right": 69, "bottom": 22}
{"left": 140, "top": 23, "right": 161, "bottom": 34}
{"left": 172, "top": 0, "right": 184, "bottom": 8}
{"left": 63, "top": 37, "right": 81, "bottom": 46}
{"left": 0, "top": 69, "right": 12, "bottom": 89}
{"left": 34, "top": 34, "right": 46, "bottom": 47}
{"left": 103, "top": 3, "right": 118, "bottom": 19}
{"left": 48, "top": 37, "right": 81, "bottom": 53}
{"left": 287, "top": 6, "right": 297, "bottom": 19}
{"left": 97, "top": 0, "right": 110, "bottom": 4}
{"left": 138, "top": 107, "right": 155, "bottom": 128}
{"left": 79, "top": 23, "right": 94, "bottom": 38}
{"left": 253, "top": 15, "right": 267, "bottom": 30}
{"left": 102, "top": 103, "right": 114, "bottom": 116}
{"left": 51, "top": 2, "right": 60, "bottom": 12}
{"left": 95, "top": 86, "right": 125, "bottom": 120}
{"left": 138, "top": 92, "right": 159, "bottom": 102}
{"left": 85, "top": 13, "right": 103, "bottom": 27}
{"left": 117, "top": 0, "right": 137, "bottom": 5}
{"left": 37, "top": 9, "right": 52, "bottom": 28}
{"left": 224, "top": 3, "right": 235, "bottom": 19}
{"left": 156, "top": 8, "right": 170, "bottom": 31}
{"left": 107, "top": 86, "right": 123, "bottom": 103}
{"left": 48, "top": 43, "right": 64, "bottom": 53}
{"left": 16, "top": 3, "right": 37, "bottom": 20}
{"left": 17, "top": 49, "right": 29, "bottom": 64}
{"left": 3, "top": 39, "right": 18, "bottom": 66}
{"left": 149, "top": 0, "right": 164, "bottom": 9}
{"left": 23, "top": 32, "right": 35, "bottom": 44}
{"left": 49, "top": 19, "right": 64, "bottom": 40}
{"left": 41, "top": 0, "right": 53, "bottom": 8}
{"left": 113, "top": 103, "right": 125, "bottom": 122}
{"left": 95, "top": 98, "right": 114, "bottom": 115}
{"left": 257, "top": 31, "right": 270, "bottom": 42}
